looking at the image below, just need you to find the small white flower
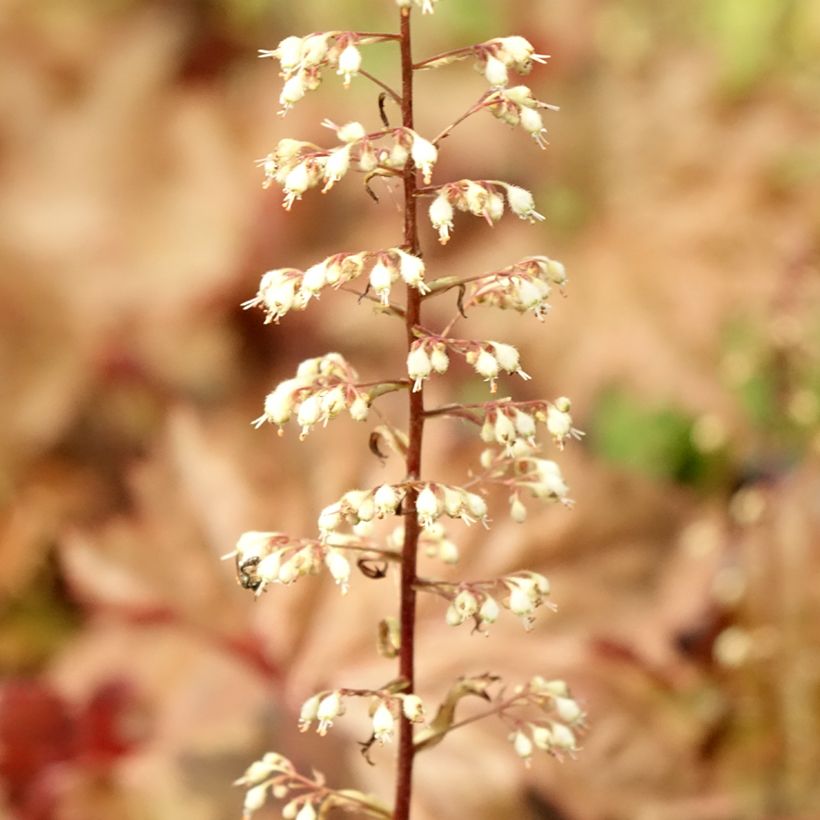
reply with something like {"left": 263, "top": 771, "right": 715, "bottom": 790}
{"left": 337, "top": 43, "right": 362, "bottom": 87}
{"left": 549, "top": 722, "right": 578, "bottom": 752}
{"left": 295, "top": 802, "right": 317, "bottom": 820}
{"left": 244, "top": 784, "right": 268, "bottom": 814}
{"left": 494, "top": 411, "right": 517, "bottom": 447}
{"left": 407, "top": 344, "right": 432, "bottom": 391}
{"left": 348, "top": 393, "right": 370, "bottom": 421}
{"left": 275, "top": 36, "right": 303, "bottom": 72}
{"left": 416, "top": 484, "right": 440, "bottom": 528}
{"left": 445, "top": 603, "right": 465, "bottom": 626}
{"left": 372, "top": 701, "right": 395, "bottom": 744}
{"left": 369, "top": 258, "right": 395, "bottom": 305}
{"left": 279, "top": 73, "right": 306, "bottom": 111}
{"left": 438, "top": 539, "right": 459, "bottom": 564}
{"left": 301, "top": 33, "right": 329, "bottom": 67}
{"left": 296, "top": 393, "right": 322, "bottom": 437}
{"left": 504, "top": 184, "right": 544, "bottom": 222}
{"left": 298, "top": 694, "right": 321, "bottom": 732}
{"left": 510, "top": 495, "right": 528, "bottom": 523}
{"left": 554, "top": 696, "right": 583, "bottom": 724}
{"left": 512, "top": 729, "right": 534, "bottom": 762}
{"left": 484, "top": 54, "right": 509, "bottom": 87}
{"left": 486, "top": 191, "right": 505, "bottom": 222}
{"left": 491, "top": 342, "right": 531, "bottom": 380}
{"left": 316, "top": 691, "right": 343, "bottom": 735}
{"left": 463, "top": 492, "right": 488, "bottom": 522}
{"left": 256, "top": 552, "right": 282, "bottom": 586}
{"left": 520, "top": 106, "right": 548, "bottom": 148}
{"left": 474, "top": 348, "right": 500, "bottom": 387}
{"left": 453, "top": 589, "right": 478, "bottom": 618}
{"left": 508, "top": 583, "right": 536, "bottom": 629}
{"left": 531, "top": 725, "right": 553, "bottom": 751}
{"left": 441, "top": 485, "right": 464, "bottom": 518}
{"left": 496, "top": 36, "right": 549, "bottom": 73}
{"left": 322, "top": 146, "right": 350, "bottom": 191}
{"left": 546, "top": 258, "right": 567, "bottom": 285}
{"left": 257, "top": 377, "right": 301, "bottom": 428}
{"left": 301, "top": 261, "right": 327, "bottom": 296}
{"left": 396, "top": 250, "right": 430, "bottom": 293}
{"left": 410, "top": 135, "right": 438, "bottom": 184}
{"left": 318, "top": 503, "right": 342, "bottom": 536}
{"left": 546, "top": 403, "right": 572, "bottom": 444}
{"left": 374, "top": 484, "right": 401, "bottom": 517}
{"left": 283, "top": 162, "right": 312, "bottom": 209}
{"left": 430, "top": 343, "right": 449, "bottom": 374}
{"left": 479, "top": 594, "right": 500, "bottom": 623}
{"left": 429, "top": 194, "right": 454, "bottom": 244}
{"left": 401, "top": 694, "right": 426, "bottom": 723}
{"left": 337, "top": 121, "right": 367, "bottom": 143}
{"left": 325, "top": 548, "right": 351, "bottom": 593}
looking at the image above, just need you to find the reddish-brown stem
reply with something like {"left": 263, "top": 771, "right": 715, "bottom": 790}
{"left": 395, "top": 7, "right": 422, "bottom": 820}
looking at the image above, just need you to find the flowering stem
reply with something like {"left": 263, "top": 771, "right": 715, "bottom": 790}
{"left": 395, "top": 7, "right": 422, "bottom": 820}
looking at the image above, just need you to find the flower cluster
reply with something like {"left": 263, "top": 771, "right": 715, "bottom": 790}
{"left": 480, "top": 397, "right": 583, "bottom": 454}
{"left": 318, "top": 482, "right": 490, "bottom": 540}
{"left": 484, "top": 85, "right": 559, "bottom": 148}
{"left": 243, "top": 246, "right": 428, "bottom": 323}
{"left": 258, "top": 124, "right": 439, "bottom": 208}
{"left": 252, "top": 353, "right": 371, "bottom": 436}
{"left": 468, "top": 255, "right": 567, "bottom": 320}
{"left": 507, "top": 677, "right": 585, "bottom": 765}
{"left": 408, "top": 337, "right": 529, "bottom": 392}
{"left": 260, "top": 32, "right": 395, "bottom": 113}
{"left": 435, "top": 569, "right": 555, "bottom": 631}
{"left": 427, "top": 180, "right": 543, "bottom": 244}
{"left": 235, "top": 752, "right": 390, "bottom": 820}
{"left": 298, "top": 689, "right": 426, "bottom": 742}
{"left": 225, "top": 529, "right": 376, "bottom": 597}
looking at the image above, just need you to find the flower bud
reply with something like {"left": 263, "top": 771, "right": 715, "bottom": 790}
{"left": 479, "top": 594, "right": 500, "bottom": 624}
{"left": 553, "top": 696, "right": 583, "bottom": 724}
{"left": 295, "top": 802, "right": 317, "bottom": 820}
{"left": 549, "top": 722, "right": 578, "bottom": 752}
{"left": 531, "top": 725, "right": 553, "bottom": 751}
{"left": 438, "top": 539, "right": 459, "bottom": 564}
{"left": 491, "top": 342, "right": 528, "bottom": 377}
{"left": 453, "top": 588, "right": 478, "bottom": 618}
{"left": 318, "top": 503, "right": 342, "bottom": 535}
{"left": 430, "top": 343, "right": 449, "bottom": 374}
{"left": 494, "top": 411, "right": 517, "bottom": 446}
{"left": 401, "top": 694, "right": 425, "bottom": 723}
{"left": 512, "top": 729, "right": 533, "bottom": 761}
{"left": 445, "top": 603, "right": 465, "bottom": 626}
{"left": 510, "top": 495, "right": 528, "bottom": 523}
{"left": 441, "top": 485, "right": 464, "bottom": 518}
{"left": 348, "top": 393, "right": 370, "bottom": 421}
{"left": 244, "top": 784, "right": 268, "bottom": 814}
{"left": 474, "top": 349, "right": 500, "bottom": 388}
{"left": 301, "top": 261, "right": 327, "bottom": 296}
{"left": 256, "top": 551, "right": 282, "bottom": 584}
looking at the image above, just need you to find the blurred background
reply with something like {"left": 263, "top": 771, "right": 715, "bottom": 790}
{"left": 1, "top": 0, "right": 819, "bottom": 818}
